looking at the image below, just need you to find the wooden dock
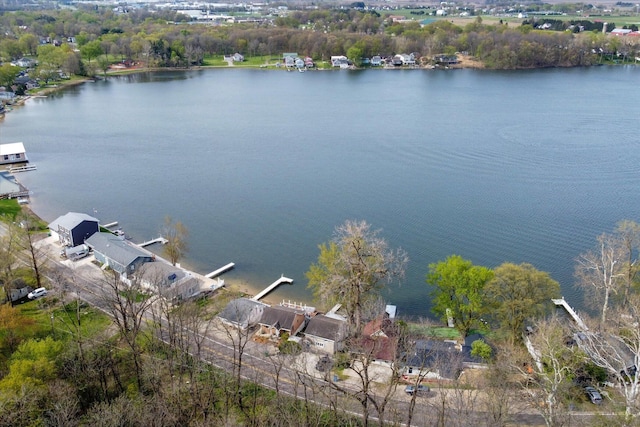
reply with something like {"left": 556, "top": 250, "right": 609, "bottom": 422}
{"left": 138, "top": 237, "right": 168, "bottom": 247}
{"left": 8, "top": 164, "right": 36, "bottom": 173}
{"left": 552, "top": 297, "right": 588, "bottom": 330}
{"left": 252, "top": 276, "right": 293, "bottom": 301}
{"left": 205, "top": 262, "right": 235, "bottom": 279}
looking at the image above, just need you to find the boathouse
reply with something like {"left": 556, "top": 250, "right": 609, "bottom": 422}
{"left": 0, "top": 142, "right": 28, "bottom": 165}
{"left": 49, "top": 212, "right": 99, "bottom": 247}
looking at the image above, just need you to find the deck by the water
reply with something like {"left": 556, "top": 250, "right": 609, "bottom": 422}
{"left": 137, "top": 237, "right": 168, "bottom": 247}
{"left": 252, "top": 276, "right": 293, "bottom": 301}
{"left": 8, "top": 164, "right": 36, "bottom": 173}
{"left": 205, "top": 262, "right": 235, "bottom": 279}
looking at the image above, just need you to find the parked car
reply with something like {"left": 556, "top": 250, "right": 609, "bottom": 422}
{"left": 27, "top": 287, "right": 48, "bottom": 300}
{"left": 584, "top": 386, "right": 603, "bottom": 404}
{"left": 405, "top": 384, "right": 430, "bottom": 395}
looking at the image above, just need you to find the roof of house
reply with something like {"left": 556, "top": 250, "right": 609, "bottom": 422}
{"left": 406, "top": 339, "right": 465, "bottom": 379}
{"left": 49, "top": 212, "right": 99, "bottom": 231}
{"left": 0, "top": 172, "right": 20, "bottom": 196}
{"left": 136, "top": 261, "right": 188, "bottom": 286}
{"left": 218, "top": 298, "right": 265, "bottom": 326}
{"left": 259, "top": 305, "right": 303, "bottom": 329}
{"left": 85, "top": 232, "right": 152, "bottom": 268}
{"left": 0, "top": 142, "right": 26, "bottom": 156}
{"left": 304, "top": 315, "right": 346, "bottom": 341}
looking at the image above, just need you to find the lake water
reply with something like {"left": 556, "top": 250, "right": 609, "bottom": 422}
{"left": 3, "top": 66, "right": 639, "bottom": 318}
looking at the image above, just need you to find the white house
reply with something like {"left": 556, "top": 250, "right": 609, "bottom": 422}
{"left": 0, "top": 142, "right": 28, "bottom": 165}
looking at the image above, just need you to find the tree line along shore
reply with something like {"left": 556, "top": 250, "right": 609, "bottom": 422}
{"left": 0, "top": 4, "right": 638, "bottom": 97}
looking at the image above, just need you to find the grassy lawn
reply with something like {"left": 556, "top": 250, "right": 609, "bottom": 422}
{"left": 0, "top": 199, "right": 21, "bottom": 220}
{"left": 17, "top": 299, "right": 111, "bottom": 341}
{"left": 408, "top": 323, "right": 461, "bottom": 340}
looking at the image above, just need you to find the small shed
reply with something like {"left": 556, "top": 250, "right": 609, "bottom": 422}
{"left": 0, "top": 142, "right": 28, "bottom": 165}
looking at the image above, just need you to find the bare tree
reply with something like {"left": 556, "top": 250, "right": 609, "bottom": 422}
{"left": 162, "top": 216, "right": 188, "bottom": 266}
{"left": 307, "top": 219, "right": 408, "bottom": 335}
{"left": 575, "top": 234, "right": 628, "bottom": 327}
{"left": 574, "top": 296, "right": 640, "bottom": 422}
{"left": 15, "top": 213, "right": 48, "bottom": 290}
{"left": 515, "top": 317, "right": 580, "bottom": 427}
{"left": 99, "top": 270, "right": 156, "bottom": 390}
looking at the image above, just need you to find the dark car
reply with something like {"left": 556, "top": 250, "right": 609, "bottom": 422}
{"left": 405, "top": 384, "right": 430, "bottom": 395}
{"left": 584, "top": 386, "right": 603, "bottom": 404}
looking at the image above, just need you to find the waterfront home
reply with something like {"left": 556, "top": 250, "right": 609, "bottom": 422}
{"left": 303, "top": 314, "right": 347, "bottom": 354}
{"left": 218, "top": 298, "right": 266, "bottom": 331}
{"left": 402, "top": 339, "right": 469, "bottom": 381}
{"left": 256, "top": 305, "right": 308, "bottom": 340}
{"left": 136, "top": 261, "right": 201, "bottom": 301}
{"left": 371, "top": 56, "right": 383, "bottom": 66}
{"left": 304, "top": 57, "right": 314, "bottom": 68}
{"left": 434, "top": 54, "right": 458, "bottom": 65}
{"left": 330, "top": 55, "right": 349, "bottom": 67}
{"left": 359, "top": 314, "right": 400, "bottom": 365}
{"left": 48, "top": 212, "right": 99, "bottom": 247}
{"left": 232, "top": 52, "right": 244, "bottom": 62}
{"left": 0, "top": 142, "right": 28, "bottom": 165}
{"left": 85, "top": 232, "right": 154, "bottom": 278}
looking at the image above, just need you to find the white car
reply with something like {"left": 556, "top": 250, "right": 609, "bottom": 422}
{"left": 27, "top": 287, "right": 48, "bottom": 299}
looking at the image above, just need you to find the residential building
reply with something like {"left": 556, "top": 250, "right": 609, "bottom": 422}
{"left": 257, "top": 305, "right": 308, "bottom": 339}
{"left": 218, "top": 298, "right": 266, "bottom": 330}
{"left": 136, "top": 261, "right": 202, "bottom": 301}
{"left": 48, "top": 212, "right": 99, "bottom": 247}
{"left": 0, "top": 142, "right": 28, "bottom": 165}
{"left": 303, "top": 314, "right": 347, "bottom": 354}
{"left": 85, "top": 232, "right": 154, "bottom": 277}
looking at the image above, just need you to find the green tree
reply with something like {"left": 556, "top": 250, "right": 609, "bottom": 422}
{"left": 485, "top": 263, "right": 560, "bottom": 344}
{"left": 427, "top": 255, "right": 493, "bottom": 338}
{"left": 80, "top": 40, "right": 102, "bottom": 63}
{"left": 18, "top": 33, "right": 38, "bottom": 56}
{"left": 0, "top": 63, "right": 20, "bottom": 89}
{"left": 307, "top": 220, "right": 408, "bottom": 334}
{"left": 346, "top": 45, "right": 363, "bottom": 66}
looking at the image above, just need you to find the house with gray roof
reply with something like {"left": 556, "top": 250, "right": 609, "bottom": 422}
{"left": 135, "top": 261, "right": 201, "bottom": 302}
{"left": 303, "top": 314, "right": 347, "bottom": 354}
{"left": 48, "top": 212, "right": 99, "bottom": 247}
{"left": 85, "top": 232, "right": 154, "bottom": 277}
{"left": 257, "top": 305, "right": 307, "bottom": 340}
{"left": 218, "top": 298, "right": 266, "bottom": 331}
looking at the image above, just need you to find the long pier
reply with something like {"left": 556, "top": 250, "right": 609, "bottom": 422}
{"left": 138, "top": 237, "right": 168, "bottom": 247}
{"left": 552, "top": 297, "right": 588, "bottom": 330}
{"left": 252, "top": 276, "right": 293, "bottom": 301}
{"left": 205, "top": 262, "right": 235, "bottom": 279}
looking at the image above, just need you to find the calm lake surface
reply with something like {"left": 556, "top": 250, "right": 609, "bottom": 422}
{"left": 3, "top": 66, "right": 639, "bottom": 318}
